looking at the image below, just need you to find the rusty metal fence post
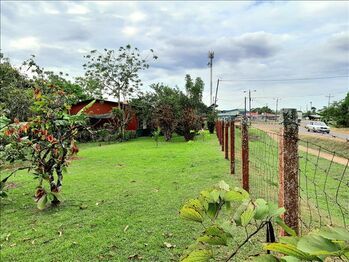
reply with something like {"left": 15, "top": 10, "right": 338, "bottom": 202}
{"left": 278, "top": 108, "right": 299, "bottom": 235}
{"left": 241, "top": 117, "right": 249, "bottom": 192}
{"left": 230, "top": 120, "right": 235, "bottom": 175}
{"left": 221, "top": 121, "right": 225, "bottom": 152}
{"left": 225, "top": 121, "right": 229, "bottom": 159}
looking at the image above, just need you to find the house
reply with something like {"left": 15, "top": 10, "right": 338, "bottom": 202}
{"left": 69, "top": 99, "right": 138, "bottom": 131}
{"left": 217, "top": 109, "right": 245, "bottom": 120}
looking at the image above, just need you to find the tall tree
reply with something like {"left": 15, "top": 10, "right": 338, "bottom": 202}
{"left": 82, "top": 45, "right": 157, "bottom": 137}
{"left": 0, "top": 53, "right": 34, "bottom": 121}
{"left": 82, "top": 45, "right": 157, "bottom": 103}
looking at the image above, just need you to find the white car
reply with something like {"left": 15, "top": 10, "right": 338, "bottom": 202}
{"left": 305, "top": 121, "right": 330, "bottom": 134}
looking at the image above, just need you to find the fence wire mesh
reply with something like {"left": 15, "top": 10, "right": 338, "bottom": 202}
{"left": 248, "top": 126, "right": 280, "bottom": 204}
{"left": 298, "top": 139, "right": 349, "bottom": 233}
{"left": 233, "top": 121, "right": 348, "bottom": 232}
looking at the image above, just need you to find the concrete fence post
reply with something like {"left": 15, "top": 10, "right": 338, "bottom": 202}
{"left": 230, "top": 120, "right": 235, "bottom": 175}
{"left": 225, "top": 121, "right": 229, "bottom": 159}
{"left": 278, "top": 108, "right": 299, "bottom": 236}
{"left": 241, "top": 117, "right": 249, "bottom": 192}
{"left": 221, "top": 121, "right": 225, "bottom": 152}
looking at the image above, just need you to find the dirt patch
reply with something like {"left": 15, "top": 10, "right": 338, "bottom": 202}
{"left": 68, "top": 156, "right": 83, "bottom": 161}
{"left": 298, "top": 145, "right": 348, "bottom": 166}
{"left": 5, "top": 182, "right": 19, "bottom": 189}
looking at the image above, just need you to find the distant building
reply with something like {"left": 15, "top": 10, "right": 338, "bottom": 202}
{"left": 217, "top": 109, "right": 245, "bottom": 120}
{"left": 69, "top": 99, "right": 138, "bottom": 131}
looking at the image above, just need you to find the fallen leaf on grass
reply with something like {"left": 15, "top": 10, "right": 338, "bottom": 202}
{"left": 5, "top": 233, "right": 11, "bottom": 241}
{"left": 128, "top": 254, "right": 143, "bottom": 260}
{"left": 79, "top": 204, "right": 88, "bottom": 210}
{"left": 10, "top": 243, "right": 16, "bottom": 247}
{"left": 58, "top": 231, "right": 63, "bottom": 237}
{"left": 162, "top": 232, "right": 173, "bottom": 238}
{"left": 123, "top": 225, "right": 129, "bottom": 232}
{"left": 163, "top": 242, "right": 176, "bottom": 248}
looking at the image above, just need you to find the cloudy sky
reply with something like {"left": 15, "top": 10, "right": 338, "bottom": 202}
{"left": 1, "top": 1, "right": 348, "bottom": 110}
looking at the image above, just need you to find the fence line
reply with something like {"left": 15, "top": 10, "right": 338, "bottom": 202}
{"left": 215, "top": 109, "right": 348, "bottom": 234}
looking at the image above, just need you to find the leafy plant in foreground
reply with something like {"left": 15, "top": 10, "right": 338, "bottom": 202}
{"left": 179, "top": 181, "right": 349, "bottom": 261}
{"left": 179, "top": 180, "right": 293, "bottom": 261}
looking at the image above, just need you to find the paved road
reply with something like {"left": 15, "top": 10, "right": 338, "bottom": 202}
{"left": 299, "top": 122, "right": 349, "bottom": 141}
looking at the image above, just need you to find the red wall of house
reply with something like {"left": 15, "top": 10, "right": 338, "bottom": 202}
{"left": 70, "top": 100, "right": 138, "bottom": 131}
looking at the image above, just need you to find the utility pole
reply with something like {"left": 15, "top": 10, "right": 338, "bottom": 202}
{"left": 325, "top": 94, "right": 334, "bottom": 107}
{"left": 275, "top": 98, "right": 279, "bottom": 116}
{"left": 246, "top": 89, "right": 256, "bottom": 118}
{"left": 244, "top": 96, "right": 247, "bottom": 117}
{"left": 310, "top": 101, "right": 312, "bottom": 112}
{"left": 208, "top": 51, "right": 214, "bottom": 105}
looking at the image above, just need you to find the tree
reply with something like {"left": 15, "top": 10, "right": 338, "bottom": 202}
{"left": 1, "top": 63, "right": 91, "bottom": 208}
{"left": 151, "top": 84, "right": 182, "bottom": 141}
{"left": 0, "top": 53, "right": 34, "bottom": 121}
{"left": 321, "top": 92, "right": 349, "bottom": 127}
{"left": 82, "top": 45, "right": 157, "bottom": 137}
{"left": 251, "top": 106, "right": 273, "bottom": 114}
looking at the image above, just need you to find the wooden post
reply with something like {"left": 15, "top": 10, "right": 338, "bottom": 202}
{"left": 221, "top": 121, "right": 225, "bottom": 151}
{"left": 241, "top": 117, "right": 249, "bottom": 192}
{"left": 225, "top": 121, "right": 229, "bottom": 159}
{"left": 218, "top": 120, "right": 222, "bottom": 145}
{"left": 278, "top": 108, "right": 299, "bottom": 235}
{"left": 230, "top": 120, "right": 235, "bottom": 174}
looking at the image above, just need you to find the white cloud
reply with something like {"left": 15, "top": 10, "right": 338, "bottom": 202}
{"left": 1, "top": 1, "right": 348, "bottom": 110}
{"left": 129, "top": 11, "right": 146, "bottom": 23}
{"left": 122, "top": 26, "right": 139, "bottom": 37}
{"left": 66, "top": 3, "right": 90, "bottom": 15}
{"left": 9, "top": 36, "right": 40, "bottom": 51}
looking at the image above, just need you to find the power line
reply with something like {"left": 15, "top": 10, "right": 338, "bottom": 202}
{"left": 219, "top": 75, "right": 348, "bottom": 82}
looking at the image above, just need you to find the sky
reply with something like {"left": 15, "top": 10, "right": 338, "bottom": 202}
{"left": 1, "top": 1, "right": 348, "bottom": 111}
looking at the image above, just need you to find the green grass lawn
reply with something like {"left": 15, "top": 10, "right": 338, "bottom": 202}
{"left": 1, "top": 135, "right": 239, "bottom": 261}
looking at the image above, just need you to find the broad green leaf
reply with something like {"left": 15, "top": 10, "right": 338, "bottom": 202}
{"left": 217, "top": 180, "right": 229, "bottom": 191}
{"left": 180, "top": 207, "right": 203, "bottom": 223}
{"left": 180, "top": 249, "right": 213, "bottom": 262}
{"left": 210, "top": 190, "right": 220, "bottom": 203}
{"left": 197, "top": 225, "right": 232, "bottom": 246}
{"left": 252, "top": 254, "right": 279, "bottom": 262}
{"left": 279, "top": 236, "right": 300, "bottom": 246}
{"left": 224, "top": 190, "right": 246, "bottom": 202}
{"left": 183, "top": 199, "right": 204, "bottom": 215}
{"left": 297, "top": 234, "right": 342, "bottom": 256}
{"left": 207, "top": 203, "right": 219, "bottom": 219}
{"left": 241, "top": 202, "right": 255, "bottom": 226}
{"left": 51, "top": 191, "right": 63, "bottom": 202}
{"left": 268, "top": 204, "right": 285, "bottom": 217}
{"left": 233, "top": 187, "right": 250, "bottom": 199}
{"left": 275, "top": 217, "right": 297, "bottom": 237}
{"left": 280, "top": 256, "right": 300, "bottom": 262}
{"left": 264, "top": 243, "right": 319, "bottom": 261}
{"left": 233, "top": 200, "right": 249, "bottom": 226}
{"left": 316, "top": 226, "right": 349, "bottom": 241}
{"left": 254, "top": 198, "right": 269, "bottom": 220}
{"left": 37, "top": 194, "right": 48, "bottom": 210}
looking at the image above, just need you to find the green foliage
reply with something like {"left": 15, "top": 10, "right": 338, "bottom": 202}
{"left": 260, "top": 226, "right": 349, "bottom": 261}
{"left": 198, "top": 129, "right": 209, "bottom": 141}
{"left": 252, "top": 106, "right": 274, "bottom": 114}
{"left": 0, "top": 71, "right": 92, "bottom": 208}
{"left": 320, "top": 92, "right": 349, "bottom": 127}
{"left": 207, "top": 111, "right": 217, "bottom": 134}
{"left": 179, "top": 180, "right": 287, "bottom": 261}
{"left": 82, "top": 45, "right": 157, "bottom": 102}
{"left": 152, "top": 127, "right": 161, "bottom": 147}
